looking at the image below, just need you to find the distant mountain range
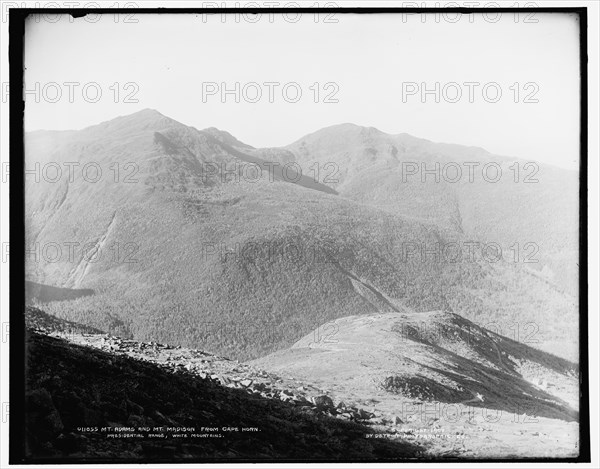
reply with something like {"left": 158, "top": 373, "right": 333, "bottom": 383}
{"left": 25, "top": 109, "right": 579, "bottom": 361}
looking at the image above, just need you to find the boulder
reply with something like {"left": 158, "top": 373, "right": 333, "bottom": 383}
{"left": 314, "top": 395, "right": 335, "bottom": 410}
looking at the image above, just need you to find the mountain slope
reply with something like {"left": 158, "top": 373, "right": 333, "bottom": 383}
{"left": 280, "top": 123, "right": 579, "bottom": 295}
{"left": 252, "top": 311, "right": 580, "bottom": 458}
{"left": 25, "top": 110, "right": 579, "bottom": 361}
{"left": 24, "top": 318, "right": 420, "bottom": 461}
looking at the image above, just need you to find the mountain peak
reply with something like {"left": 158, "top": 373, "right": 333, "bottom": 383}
{"left": 134, "top": 107, "right": 163, "bottom": 116}
{"left": 319, "top": 123, "right": 384, "bottom": 135}
{"left": 77, "top": 108, "right": 182, "bottom": 138}
{"left": 288, "top": 123, "right": 386, "bottom": 148}
{"left": 110, "top": 108, "right": 176, "bottom": 126}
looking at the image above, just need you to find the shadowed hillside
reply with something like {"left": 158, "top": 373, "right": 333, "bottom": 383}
{"left": 23, "top": 308, "right": 421, "bottom": 462}
{"left": 25, "top": 305, "right": 102, "bottom": 335}
{"left": 26, "top": 281, "right": 94, "bottom": 304}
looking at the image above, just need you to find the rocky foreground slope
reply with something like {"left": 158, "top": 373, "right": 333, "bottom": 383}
{"left": 24, "top": 307, "right": 420, "bottom": 462}
{"left": 24, "top": 307, "right": 581, "bottom": 460}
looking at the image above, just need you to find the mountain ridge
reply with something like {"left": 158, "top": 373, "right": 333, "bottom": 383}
{"left": 25, "top": 110, "right": 579, "bottom": 362}
{"left": 27, "top": 110, "right": 574, "bottom": 173}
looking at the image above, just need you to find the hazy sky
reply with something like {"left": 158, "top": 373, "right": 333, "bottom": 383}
{"left": 23, "top": 11, "right": 581, "bottom": 169}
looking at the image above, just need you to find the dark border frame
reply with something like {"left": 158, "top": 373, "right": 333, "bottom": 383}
{"left": 8, "top": 6, "right": 590, "bottom": 464}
